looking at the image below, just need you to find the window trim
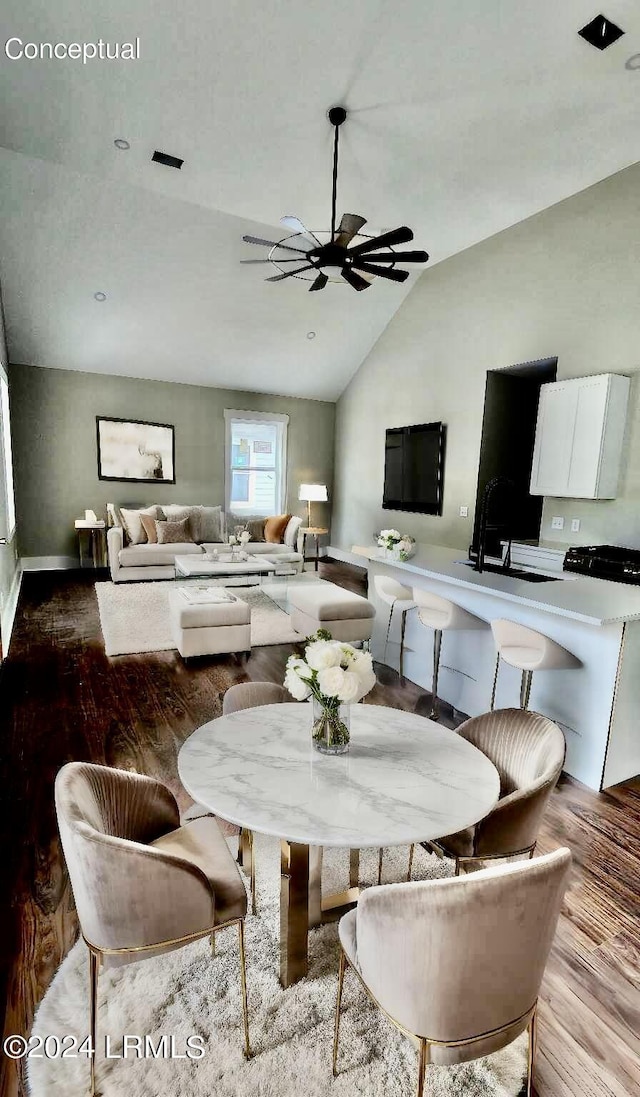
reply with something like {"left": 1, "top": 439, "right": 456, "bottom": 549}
{"left": 0, "top": 365, "right": 16, "bottom": 542}
{"left": 224, "top": 409, "right": 289, "bottom": 518}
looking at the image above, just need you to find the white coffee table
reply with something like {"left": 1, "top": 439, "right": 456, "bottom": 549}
{"left": 178, "top": 703, "right": 500, "bottom": 987}
{"left": 174, "top": 554, "right": 277, "bottom": 584}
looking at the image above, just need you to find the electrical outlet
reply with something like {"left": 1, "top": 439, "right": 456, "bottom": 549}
{"left": 551, "top": 516, "right": 565, "bottom": 531}
{"left": 459, "top": 506, "right": 469, "bottom": 518}
{"left": 571, "top": 518, "right": 581, "bottom": 533}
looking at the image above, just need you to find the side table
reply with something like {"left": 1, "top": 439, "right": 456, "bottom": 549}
{"left": 299, "top": 526, "right": 328, "bottom": 572}
{"left": 75, "top": 520, "right": 107, "bottom": 569}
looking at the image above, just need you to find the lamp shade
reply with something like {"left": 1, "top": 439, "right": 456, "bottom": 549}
{"left": 298, "top": 483, "right": 328, "bottom": 502}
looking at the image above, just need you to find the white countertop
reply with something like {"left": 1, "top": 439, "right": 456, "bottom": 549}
{"left": 178, "top": 703, "right": 500, "bottom": 848}
{"left": 361, "top": 543, "right": 640, "bottom": 626}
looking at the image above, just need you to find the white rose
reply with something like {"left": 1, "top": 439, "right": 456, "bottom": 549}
{"left": 240, "top": 530, "right": 250, "bottom": 545}
{"left": 305, "top": 640, "right": 342, "bottom": 671}
{"left": 287, "top": 655, "right": 313, "bottom": 681}
{"left": 356, "top": 668, "right": 376, "bottom": 699}
{"left": 338, "top": 643, "right": 358, "bottom": 666}
{"left": 352, "top": 650, "right": 373, "bottom": 676}
{"left": 317, "top": 665, "right": 345, "bottom": 698}
{"left": 337, "top": 670, "right": 361, "bottom": 703}
{"left": 284, "top": 669, "right": 311, "bottom": 700}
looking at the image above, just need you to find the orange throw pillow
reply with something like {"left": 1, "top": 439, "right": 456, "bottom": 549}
{"left": 264, "top": 514, "right": 291, "bottom": 544}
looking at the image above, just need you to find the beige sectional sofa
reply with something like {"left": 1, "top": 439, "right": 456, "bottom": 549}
{"left": 106, "top": 503, "right": 304, "bottom": 583}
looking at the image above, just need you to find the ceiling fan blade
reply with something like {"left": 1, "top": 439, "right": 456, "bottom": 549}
{"left": 350, "top": 260, "right": 410, "bottom": 283}
{"left": 348, "top": 226, "right": 414, "bottom": 257}
{"left": 335, "top": 213, "right": 367, "bottom": 247}
{"left": 265, "top": 264, "right": 317, "bottom": 283}
{"left": 355, "top": 249, "right": 429, "bottom": 264}
{"left": 241, "top": 258, "right": 308, "bottom": 264}
{"left": 309, "top": 272, "right": 329, "bottom": 292}
{"left": 341, "top": 265, "right": 371, "bottom": 292}
{"left": 280, "top": 216, "right": 322, "bottom": 246}
{"left": 242, "top": 234, "right": 311, "bottom": 254}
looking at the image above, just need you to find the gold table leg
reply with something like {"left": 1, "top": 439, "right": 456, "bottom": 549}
{"left": 280, "top": 840, "right": 310, "bottom": 987}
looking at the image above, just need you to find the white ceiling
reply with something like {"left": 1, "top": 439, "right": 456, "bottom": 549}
{"left": 1, "top": 0, "right": 639, "bottom": 399}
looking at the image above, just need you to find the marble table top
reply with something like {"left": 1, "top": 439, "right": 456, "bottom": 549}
{"left": 178, "top": 703, "right": 500, "bottom": 848}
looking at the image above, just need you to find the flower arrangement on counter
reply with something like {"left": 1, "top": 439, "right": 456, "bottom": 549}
{"left": 284, "top": 629, "right": 376, "bottom": 753}
{"left": 376, "top": 529, "right": 416, "bottom": 561}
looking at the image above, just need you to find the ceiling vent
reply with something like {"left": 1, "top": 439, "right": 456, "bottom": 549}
{"left": 152, "top": 150, "right": 184, "bottom": 169}
{"left": 578, "top": 14, "right": 624, "bottom": 50}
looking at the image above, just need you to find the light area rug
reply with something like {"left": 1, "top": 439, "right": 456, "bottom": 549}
{"left": 95, "top": 581, "right": 301, "bottom": 656}
{"left": 28, "top": 837, "right": 527, "bottom": 1097}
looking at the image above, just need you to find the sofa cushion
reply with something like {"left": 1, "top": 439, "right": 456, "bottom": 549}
{"left": 156, "top": 517, "right": 194, "bottom": 545}
{"left": 246, "top": 517, "right": 265, "bottom": 542}
{"left": 119, "top": 542, "right": 204, "bottom": 566}
{"left": 139, "top": 513, "right": 159, "bottom": 543}
{"left": 120, "top": 505, "right": 165, "bottom": 545}
{"left": 163, "top": 505, "right": 201, "bottom": 542}
{"left": 288, "top": 584, "right": 375, "bottom": 621}
{"left": 198, "top": 506, "right": 225, "bottom": 544}
{"left": 264, "top": 514, "right": 291, "bottom": 544}
{"left": 284, "top": 515, "right": 303, "bottom": 549}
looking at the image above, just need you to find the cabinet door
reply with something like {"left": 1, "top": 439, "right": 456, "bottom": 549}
{"left": 529, "top": 383, "right": 577, "bottom": 496}
{"left": 566, "top": 380, "right": 608, "bottom": 497}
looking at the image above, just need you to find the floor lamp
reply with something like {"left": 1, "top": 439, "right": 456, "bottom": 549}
{"left": 299, "top": 483, "right": 328, "bottom": 528}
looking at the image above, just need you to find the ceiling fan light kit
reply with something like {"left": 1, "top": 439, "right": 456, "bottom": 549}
{"left": 241, "top": 106, "right": 429, "bottom": 292}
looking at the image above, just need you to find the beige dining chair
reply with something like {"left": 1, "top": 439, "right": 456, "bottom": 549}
{"left": 223, "top": 682, "right": 291, "bottom": 912}
{"left": 334, "top": 848, "right": 571, "bottom": 1097}
{"left": 408, "top": 708, "right": 566, "bottom": 879}
{"left": 55, "top": 762, "right": 251, "bottom": 1097}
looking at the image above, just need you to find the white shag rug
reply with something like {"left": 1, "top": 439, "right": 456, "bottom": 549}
{"left": 29, "top": 836, "right": 527, "bottom": 1097}
{"left": 95, "top": 581, "right": 301, "bottom": 656}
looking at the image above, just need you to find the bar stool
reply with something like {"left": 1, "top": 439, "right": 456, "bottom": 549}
{"left": 373, "top": 575, "right": 416, "bottom": 680}
{"left": 412, "top": 589, "right": 485, "bottom": 720}
{"left": 490, "top": 619, "right": 579, "bottom": 710}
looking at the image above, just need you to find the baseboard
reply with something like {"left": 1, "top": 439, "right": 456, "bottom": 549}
{"left": 20, "top": 555, "right": 78, "bottom": 571}
{"left": 2, "top": 563, "right": 23, "bottom": 654}
{"left": 326, "top": 545, "right": 369, "bottom": 567}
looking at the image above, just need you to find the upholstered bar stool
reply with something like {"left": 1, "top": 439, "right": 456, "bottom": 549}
{"left": 490, "top": 619, "right": 579, "bottom": 710}
{"left": 373, "top": 575, "right": 416, "bottom": 679}
{"left": 412, "top": 588, "right": 485, "bottom": 719}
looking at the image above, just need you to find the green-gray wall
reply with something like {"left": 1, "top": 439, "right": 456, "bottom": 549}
{"left": 0, "top": 285, "right": 19, "bottom": 637}
{"left": 10, "top": 365, "right": 335, "bottom": 559}
{"left": 332, "top": 160, "right": 640, "bottom": 554}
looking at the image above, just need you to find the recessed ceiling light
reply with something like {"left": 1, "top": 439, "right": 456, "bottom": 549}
{"left": 578, "top": 14, "right": 624, "bottom": 50}
{"left": 625, "top": 53, "right": 640, "bottom": 69}
{"left": 94, "top": 291, "right": 107, "bottom": 302}
{"left": 306, "top": 331, "right": 316, "bottom": 340}
{"left": 114, "top": 138, "right": 130, "bottom": 150}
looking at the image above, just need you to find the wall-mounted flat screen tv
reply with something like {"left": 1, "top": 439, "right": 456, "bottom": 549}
{"left": 383, "top": 421, "right": 446, "bottom": 515}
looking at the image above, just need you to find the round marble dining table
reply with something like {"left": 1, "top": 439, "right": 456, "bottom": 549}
{"left": 178, "top": 703, "right": 500, "bottom": 986}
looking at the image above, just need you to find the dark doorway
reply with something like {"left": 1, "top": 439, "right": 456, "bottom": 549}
{"left": 471, "top": 358, "right": 558, "bottom": 560}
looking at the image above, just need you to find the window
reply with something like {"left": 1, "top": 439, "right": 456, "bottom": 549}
{"left": 224, "top": 410, "right": 289, "bottom": 517}
{"left": 0, "top": 370, "right": 15, "bottom": 540}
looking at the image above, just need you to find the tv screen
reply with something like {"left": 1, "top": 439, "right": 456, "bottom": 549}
{"left": 383, "top": 422, "right": 446, "bottom": 515}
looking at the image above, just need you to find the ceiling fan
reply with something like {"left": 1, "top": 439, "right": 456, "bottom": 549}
{"left": 241, "top": 106, "right": 429, "bottom": 292}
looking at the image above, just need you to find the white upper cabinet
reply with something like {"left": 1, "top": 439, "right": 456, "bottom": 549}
{"left": 530, "top": 373, "right": 630, "bottom": 499}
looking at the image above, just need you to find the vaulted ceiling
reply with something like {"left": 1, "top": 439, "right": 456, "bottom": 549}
{"left": 1, "top": 0, "right": 639, "bottom": 399}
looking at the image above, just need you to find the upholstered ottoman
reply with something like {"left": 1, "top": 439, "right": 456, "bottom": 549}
{"left": 288, "top": 583, "right": 375, "bottom": 642}
{"left": 169, "top": 590, "right": 251, "bottom": 658}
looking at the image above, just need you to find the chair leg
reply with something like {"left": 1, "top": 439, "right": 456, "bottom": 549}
{"left": 526, "top": 1008, "right": 537, "bottom": 1096}
{"left": 429, "top": 629, "right": 442, "bottom": 720}
{"left": 237, "top": 920, "right": 251, "bottom": 1058}
{"left": 399, "top": 608, "right": 408, "bottom": 680}
{"left": 333, "top": 950, "right": 347, "bottom": 1076}
{"left": 210, "top": 932, "right": 216, "bottom": 957}
{"left": 383, "top": 601, "right": 395, "bottom": 665}
{"left": 417, "top": 1038, "right": 429, "bottom": 1097}
{"left": 88, "top": 948, "right": 99, "bottom": 1097}
{"left": 377, "top": 847, "right": 384, "bottom": 885}
{"left": 520, "top": 669, "right": 533, "bottom": 710}
{"left": 249, "top": 830, "right": 257, "bottom": 916}
{"left": 407, "top": 843, "right": 415, "bottom": 881}
{"left": 490, "top": 652, "right": 500, "bottom": 710}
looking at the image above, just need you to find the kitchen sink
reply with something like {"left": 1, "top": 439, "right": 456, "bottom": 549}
{"left": 457, "top": 560, "right": 562, "bottom": 583}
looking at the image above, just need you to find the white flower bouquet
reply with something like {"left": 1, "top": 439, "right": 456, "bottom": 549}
{"left": 376, "top": 529, "right": 416, "bottom": 561}
{"left": 284, "top": 629, "right": 376, "bottom": 753}
{"left": 377, "top": 528, "right": 402, "bottom": 551}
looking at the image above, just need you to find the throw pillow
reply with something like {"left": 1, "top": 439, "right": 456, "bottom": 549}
{"left": 283, "top": 515, "right": 303, "bottom": 549}
{"left": 139, "top": 513, "right": 159, "bottom": 543}
{"left": 155, "top": 517, "right": 194, "bottom": 545}
{"left": 163, "top": 504, "right": 201, "bottom": 542}
{"left": 264, "top": 514, "right": 292, "bottom": 544}
{"left": 246, "top": 517, "right": 266, "bottom": 542}
{"left": 198, "top": 505, "right": 224, "bottom": 543}
{"left": 120, "top": 505, "right": 165, "bottom": 545}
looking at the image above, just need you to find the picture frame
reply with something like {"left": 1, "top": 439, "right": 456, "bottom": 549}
{"left": 96, "top": 416, "right": 176, "bottom": 484}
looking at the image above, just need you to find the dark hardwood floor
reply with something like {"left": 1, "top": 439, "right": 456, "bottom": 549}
{"left": 0, "top": 561, "right": 638, "bottom": 1097}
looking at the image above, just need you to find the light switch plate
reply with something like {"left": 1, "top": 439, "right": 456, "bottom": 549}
{"left": 571, "top": 518, "right": 581, "bottom": 533}
{"left": 459, "top": 506, "right": 469, "bottom": 518}
{"left": 551, "top": 516, "right": 565, "bottom": 530}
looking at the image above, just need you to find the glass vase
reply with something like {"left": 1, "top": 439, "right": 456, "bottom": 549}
{"left": 312, "top": 698, "right": 350, "bottom": 755}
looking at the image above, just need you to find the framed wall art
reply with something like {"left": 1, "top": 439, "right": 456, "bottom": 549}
{"left": 96, "top": 417, "right": 176, "bottom": 483}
